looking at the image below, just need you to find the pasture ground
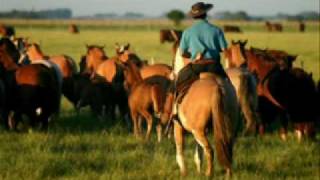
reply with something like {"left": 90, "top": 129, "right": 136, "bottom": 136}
{"left": 0, "top": 20, "right": 319, "bottom": 179}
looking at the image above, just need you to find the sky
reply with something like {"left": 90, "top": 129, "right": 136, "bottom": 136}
{"left": 0, "top": 0, "right": 319, "bottom": 17}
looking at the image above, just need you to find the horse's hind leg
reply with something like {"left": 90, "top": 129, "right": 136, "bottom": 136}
{"left": 174, "top": 121, "right": 186, "bottom": 176}
{"left": 194, "top": 143, "right": 203, "bottom": 174}
{"left": 140, "top": 110, "right": 153, "bottom": 140}
{"left": 130, "top": 110, "right": 140, "bottom": 138}
{"left": 193, "top": 131, "right": 213, "bottom": 177}
{"left": 156, "top": 124, "right": 162, "bottom": 142}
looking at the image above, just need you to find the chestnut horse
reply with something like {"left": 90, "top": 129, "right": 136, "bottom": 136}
{"left": 82, "top": 45, "right": 108, "bottom": 75}
{"left": 25, "top": 43, "right": 78, "bottom": 104}
{"left": 122, "top": 59, "right": 169, "bottom": 141}
{"left": 228, "top": 41, "right": 318, "bottom": 140}
{"left": 169, "top": 72, "right": 239, "bottom": 177}
{"left": 0, "top": 40, "right": 61, "bottom": 130}
{"left": 140, "top": 63, "right": 172, "bottom": 79}
{"left": 224, "top": 40, "right": 296, "bottom": 70}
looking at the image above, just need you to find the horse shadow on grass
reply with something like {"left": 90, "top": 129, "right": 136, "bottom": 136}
{"left": 49, "top": 109, "right": 131, "bottom": 135}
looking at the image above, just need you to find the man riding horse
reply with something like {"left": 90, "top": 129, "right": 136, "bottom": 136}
{"left": 171, "top": 2, "right": 229, "bottom": 119}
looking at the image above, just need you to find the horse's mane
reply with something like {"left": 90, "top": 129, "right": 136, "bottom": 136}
{"left": 126, "top": 60, "right": 142, "bottom": 81}
{"left": 29, "top": 43, "right": 44, "bottom": 54}
{"left": 86, "top": 45, "right": 104, "bottom": 53}
{"left": 250, "top": 47, "right": 277, "bottom": 65}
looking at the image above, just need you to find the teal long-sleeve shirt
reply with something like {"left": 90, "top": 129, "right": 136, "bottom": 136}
{"left": 179, "top": 19, "right": 228, "bottom": 62}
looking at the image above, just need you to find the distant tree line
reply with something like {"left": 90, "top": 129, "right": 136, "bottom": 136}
{"left": 92, "top": 12, "right": 144, "bottom": 19}
{"left": 213, "top": 11, "right": 319, "bottom": 21}
{"left": 0, "top": 8, "right": 72, "bottom": 19}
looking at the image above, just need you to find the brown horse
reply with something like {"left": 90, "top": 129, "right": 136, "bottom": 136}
{"left": 159, "top": 29, "right": 182, "bottom": 44}
{"left": 168, "top": 73, "right": 239, "bottom": 177}
{"left": 224, "top": 40, "right": 297, "bottom": 70}
{"left": 265, "top": 49, "right": 297, "bottom": 69}
{"left": 223, "top": 25, "right": 242, "bottom": 33}
{"left": 0, "top": 24, "right": 15, "bottom": 38}
{"left": 96, "top": 43, "right": 144, "bottom": 82}
{"left": 0, "top": 40, "right": 61, "bottom": 130}
{"left": 0, "top": 37, "right": 20, "bottom": 64}
{"left": 265, "top": 21, "right": 283, "bottom": 32}
{"left": 25, "top": 43, "right": 77, "bottom": 78}
{"left": 229, "top": 41, "right": 318, "bottom": 140}
{"left": 299, "top": 21, "right": 305, "bottom": 32}
{"left": 68, "top": 24, "right": 79, "bottom": 34}
{"left": 140, "top": 63, "right": 172, "bottom": 79}
{"left": 0, "top": 78, "right": 5, "bottom": 124}
{"left": 122, "top": 59, "right": 170, "bottom": 141}
{"left": 82, "top": 45, "right": 108, "bottom": 75}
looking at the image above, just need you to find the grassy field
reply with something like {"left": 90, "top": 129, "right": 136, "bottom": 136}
{"left": 0, "top": 20, "right": 319, "bottom": 179}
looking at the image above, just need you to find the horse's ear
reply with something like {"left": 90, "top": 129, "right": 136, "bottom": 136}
{"left": 242, "top": 39, "right": 248, "bottom": 45}
{"left": 231, "top": 40, "right": 236, "bottom": 45}
{"left": 288, "top": 55, "right": 297, "bottom": 61}
{"left": 85, "top": 44, "right": 89, "bottom": 49}
{"left": 125, "top": 43, "right": 130, "bottom": 50}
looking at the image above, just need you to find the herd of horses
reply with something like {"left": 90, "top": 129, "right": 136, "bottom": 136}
{"left": 0, "top": 24, "right": 319, "bottom": 177}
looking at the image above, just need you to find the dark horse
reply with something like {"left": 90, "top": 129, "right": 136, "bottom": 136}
{"left": 229, "top": 41, "right": 318, "bottom": 140}
{"left": 0, "top": 38, "right": 61, "bottom": 130}
{"left": 159, "top": 29, "right": 182, "bottom": 44}
{"left": 265, "top": 21, "right": 283, "bottom": 32}
{"left": 223, "top": 25, "right": 242, "bottom": 33}
{"left": 0, "top": 24, "right": 15, "bottom": 38}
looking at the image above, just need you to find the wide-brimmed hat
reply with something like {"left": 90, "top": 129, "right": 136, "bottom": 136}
{"left": 188, "top": 2, "right": 213, "bottom": 18}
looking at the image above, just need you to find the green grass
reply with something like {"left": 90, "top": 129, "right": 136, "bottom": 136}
{"left": 0, "top": 22, "right": 319, "bottom": 179}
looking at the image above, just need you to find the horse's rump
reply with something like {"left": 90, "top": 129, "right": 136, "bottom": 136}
{"left": 140, "top": 64, "right": 172, "bottom": 79}
{"left": 178, "top": 77, "right": 238, "bottom": 169}
{"left": 50, "top": 55, "right": 77, "bottom": 78}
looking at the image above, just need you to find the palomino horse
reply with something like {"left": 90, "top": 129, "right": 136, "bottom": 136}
{"left": 0, "top": 40, "right": 61, "bottom": 130}
{"left": 172, "top": 73, "right": 239, "bottom": 177}
{"left": 122, "top": 59, "right": 169, "bottom": 141}
{"left": 169, "top": 48, "right": 239, "bottom": 176}
{"left": 229, "top": 41, "right": 318, "bottom": 140}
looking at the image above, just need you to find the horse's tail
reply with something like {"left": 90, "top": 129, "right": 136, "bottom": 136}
{"left": 151, "top": 84, "right": 163, "bottom": 114}
{"left": 238, "top": 72, "right": 258, "bottom": 134}
{"left": 211, "top": 82, "right": 234, "bottom": 170}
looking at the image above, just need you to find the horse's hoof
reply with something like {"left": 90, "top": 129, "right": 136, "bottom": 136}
{"left": 225, "top": 168, "right": 232, "bottom": 179}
